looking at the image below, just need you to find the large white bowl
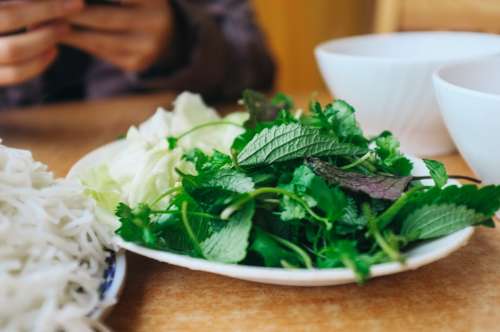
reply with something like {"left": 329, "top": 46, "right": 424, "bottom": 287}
{"left": 315, "top": 31, "right": 500, "bottom": 156}
{"left": 433, "top": 56, "right": 500, "bottom": 185}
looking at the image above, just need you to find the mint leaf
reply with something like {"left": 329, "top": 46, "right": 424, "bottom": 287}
{"left": 184, "top": 168, "right": 254, "bottom": 194}
{"left": 423, "top": 159, "right": 448, "bottom": 188}
{"left": 307, "top": 157, "right": 413, "bottom": 201}
{"left": 200, "top": 201, "right": 255, "bottom": 263}
{"left": 237, "top": 124, "right": 368, "bottom": 167}
{"left": 401, "top": 204, "right": 487, "bottom": 240}
{"left": 398, "top": 184, "right": 500, "bottom": 219}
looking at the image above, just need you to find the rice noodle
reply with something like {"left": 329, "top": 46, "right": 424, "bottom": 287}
{"left": 0, "top": 142, "right": 115, "bottom": 332}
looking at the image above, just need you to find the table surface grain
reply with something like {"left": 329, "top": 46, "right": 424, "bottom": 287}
{"left": 1, "top": 93, "right": 499, "bottom": 332}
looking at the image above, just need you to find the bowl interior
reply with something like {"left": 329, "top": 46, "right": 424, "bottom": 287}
{"left": 437, "top": 56, "right": 500, "bottom": 96}
{"left": 317, "top": 32, "right": 500, "bottom": 61}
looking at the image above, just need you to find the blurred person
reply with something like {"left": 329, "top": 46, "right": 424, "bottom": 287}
{"left": 0, "top": 0, "right": 275, "bottom": 109}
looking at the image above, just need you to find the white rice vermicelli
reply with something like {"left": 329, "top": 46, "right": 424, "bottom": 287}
{"left": 0, "top": 143, "right": 115, "bottom": 332}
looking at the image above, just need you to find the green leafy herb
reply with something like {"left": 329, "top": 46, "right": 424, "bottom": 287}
{"left": 237, "top": 123, "right": 368, "bottom": 167}
{"left": 375, "top": 132, "right": 413, "bottom": 176}
{"left": 200, "top": 201, "right": 255, "bottom": 263}
{"left": 317, "top": 240, "right": 371, "bottom": 283}
{"left": 401, "top": 204, "right": 487, "bottom": 240}
{"left": 183, "top": 168, "right": 255, "bottom": 194}
{"left": 279, "top": 165, "right": 347, "bottom": 221}
{"left": 111, "top": 90, "right": 500, "bottom": 284}
{"left": 423, "top": 159, "right": 448, "bottom": 188}
{"left": 250, "top": 228, "right": 303, "bottom": 267}
{"left": 182, "top": 148, "right": 232, "bottom": 173}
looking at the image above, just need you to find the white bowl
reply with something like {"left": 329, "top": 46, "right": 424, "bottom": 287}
{"left": 315, "top": 31, "right": 500, "bottom": 156}
{"left": 433, "top": 56, "right": 500, "bottom": 185}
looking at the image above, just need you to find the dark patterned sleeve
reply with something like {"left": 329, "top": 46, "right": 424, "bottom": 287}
{"left": 85, "top": 0, "right": 276, "bottom": 101}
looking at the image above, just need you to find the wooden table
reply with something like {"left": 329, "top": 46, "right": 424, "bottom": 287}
{"left": 1, "top": 93, "right": 499, "bottom": 332}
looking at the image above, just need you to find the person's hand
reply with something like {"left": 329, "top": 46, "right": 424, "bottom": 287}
{"left": 62, "top": 0, "right": 174, "bottom": 72}
{"left": 0, "top": 0, "right": 83, "bottom": 86}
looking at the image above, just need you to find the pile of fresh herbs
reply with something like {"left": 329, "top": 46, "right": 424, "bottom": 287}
{"left": 115, "top": 90, "right": 499, "bottom": 283}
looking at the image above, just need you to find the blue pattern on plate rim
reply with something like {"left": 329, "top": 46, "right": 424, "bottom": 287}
{"left": 87, "top": 250, "right": 117, "bottom": 317}
{"left": 99, "top": 250, "right": 117, "bottom": 299}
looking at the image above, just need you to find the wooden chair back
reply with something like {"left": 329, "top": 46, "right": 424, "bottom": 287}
{"left": 375, "top": 0, "right": 500, "bottom": 33}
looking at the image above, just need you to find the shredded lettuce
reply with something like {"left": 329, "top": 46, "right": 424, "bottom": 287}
{"left": 81, "top": 92, "right": 247, "bottom": 226}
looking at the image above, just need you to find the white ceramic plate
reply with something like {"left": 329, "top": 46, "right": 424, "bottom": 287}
{"left": 69, "top": 141, "right": 474, "bottom": 286}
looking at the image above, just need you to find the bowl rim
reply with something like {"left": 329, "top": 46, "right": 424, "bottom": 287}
{"left": 433, "top": 55, "right": 500, "bottom": 102}
{"left": 315, "top": 31, "right": 500, "bottom": 63}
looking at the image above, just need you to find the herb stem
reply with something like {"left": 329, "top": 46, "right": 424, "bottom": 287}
{"left": 362, "top": 203, "right": 403, "bottom": 263}
{"left": 151, "top": 186, "right": 183, "bottom": 206}
{"left": 360, "top": 159, "right": 377, "bottom": 173}
{"left": 341, "top": 152, "right": 372, "bottom": 170}
{"left": 267, "top": 233, "right": 313, "bottom": 269}
{"left": 178, "top": 120, "right": 244, "bottom": 139}
{"left": 220, "top": 187, "right": 331, "bottom": 228}
{"left": 412, "top": 175, "right": 481, "bottom": 184}
{"left": 151, "top": 210, "right": 219, "bottom": 220}
{"left": 377, "top": 186, "right": 426, "bottom": 229}
{"left": 181, "top": 201, "right": 204, "bottom": 257}
{"left": 168, "top": 120, "right": 244, "bottom": 150}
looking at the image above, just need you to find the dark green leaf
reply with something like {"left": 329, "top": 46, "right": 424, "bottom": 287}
{"left": 397, "top": 184, "right": 500, "bottom": 220}
{"left": 237, "top": 124, "right": 368, "bottom": 167}
{"left": 183, "top": 168, "right": 254, "bottom": 194}
{"left": 250, "top": 228, "right": 302, "bottom": 267}
{"left": 401, "top": 204, "right": 487, "bottom": 240}
{"left": 115, "top": 203, "right": 148, "bottom": 244}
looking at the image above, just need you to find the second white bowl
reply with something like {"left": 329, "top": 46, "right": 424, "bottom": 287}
{"left": 315, "top": 32, "right": 500, "bottom": 156}
{"left": 433, "top": 56, "right": 500, "bottom": 185}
